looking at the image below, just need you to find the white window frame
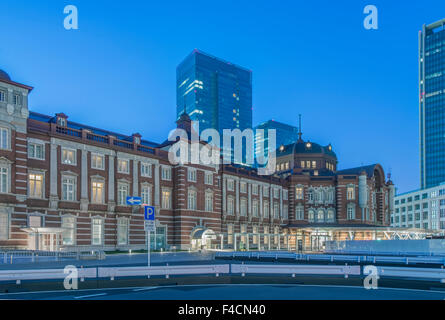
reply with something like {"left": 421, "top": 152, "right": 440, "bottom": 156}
{"left": 240, "top": 197, "right": 247, "bottom": 216}
{"left": 227, "top": 179, "right": 234, "bottom": 191}
{"left": 227, "top": 196, "right": 235, "bottom": 215}
{"left": 91, "top": 179, "right": 105, "bottom": 204}
{"left": 61, "top": 215, "right": 76, "bottom": 245}
{"left": 240, "top": 182, "right": 247, "bottom": 193}
{"left": 28, "top": 142, "right": 45, "bottom": 160}
{"left": 0, "top": 128, "right": 10, "bottom": 150}
{"left": 117, "top": 159, "right": 130, "bottom": 174}
{"left": 61, "top": 175, "right": 76, "bottom": 202}
{"left": 117, "top": 218, "right": 129, "bottom": 246}
{"left": 61, "top": 148, "right": 77, "bottom": 165}
{"left": 347, "top": 185, "right": 355, "bottom": 200}
{"left": 205, "top": 191, "right": 213, "bottom": 212}
{"left": 141, "top": 163, "right": 152, "bottom": 178}
{"left": 91, "top": 153, "right": 105, "bottom": 170}
{"left": 141, "top": 184, "right": 152, "bottom": 206}
{"left": 187, "top": 168, "right": 197, "bottom": 182}
{"left": 0, "top": 163, "right": 10, "bottom": 194}
{"left": 205, "top": 172, "right": 213, "bottom": 185}
{"left": 161, "top": 188, "right": 172, "bottom": 209}
{"left": 28, "top": 171, "right": 45, "bottom": 199}
{"left": 0, "top": 211, "right": 10, "bottom": 240}
{"left": 117, "top": 182, "right": 129, "bottom": 205}
{"left": 161, "top": 166, "right": 172, "bottom": 181}
{"left": 188, "top": 188, "right": 197, "bottom": 210}
{"left": 91, "top": 217, "right": 104, "bottom": 246}
{"left": 252, "top": 199, "right": 259, "bottom": 217}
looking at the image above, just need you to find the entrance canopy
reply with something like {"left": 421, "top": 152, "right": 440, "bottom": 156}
{"left": 192, "top": 228, "right": 216, "bottom": 240}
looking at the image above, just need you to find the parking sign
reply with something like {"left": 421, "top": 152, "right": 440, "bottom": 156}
{"left": 144, "top": 206, "right": 155, "bottom": 221}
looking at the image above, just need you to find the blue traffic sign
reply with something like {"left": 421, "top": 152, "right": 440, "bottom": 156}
{"left": 144, "top": 206, "right": 155, "bottom": 220}
{"left": 126, "top": 196, "right": 142, "bottom": 205}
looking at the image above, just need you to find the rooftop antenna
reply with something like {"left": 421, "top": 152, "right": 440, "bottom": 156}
{"left": 298, "top": 114, "right": 303, "bottom": 142}
{"left": 387, "top": 167, "right": 392, "bottom": 181}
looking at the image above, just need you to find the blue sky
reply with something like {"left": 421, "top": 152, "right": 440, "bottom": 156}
{"left": 1, "top": 0, "right": 444, "bottom": 193}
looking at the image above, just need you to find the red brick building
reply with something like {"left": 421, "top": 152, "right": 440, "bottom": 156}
{"left": 0, "top": 70, "right": 394, "bottom": 252}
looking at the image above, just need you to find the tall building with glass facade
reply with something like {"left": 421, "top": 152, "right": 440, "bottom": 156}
{"left": 254, "top": 120, "right": 299, "bottom": 160}
{"left": 176, "top": 50, "right": 253, "bottom": 162}
{"left": 420, "top": 19, "right": 445, "bottom": 189}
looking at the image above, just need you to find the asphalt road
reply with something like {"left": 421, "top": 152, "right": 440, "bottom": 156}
{"left": 1, "top": 284, "right": 444, "bottom": 300}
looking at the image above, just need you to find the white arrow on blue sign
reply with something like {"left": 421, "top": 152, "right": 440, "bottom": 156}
{"left": 126, "top": 196, "right": 142, "bottom": 205}
{"left": 144, "top": 206, "right": 155, "bottom": 221}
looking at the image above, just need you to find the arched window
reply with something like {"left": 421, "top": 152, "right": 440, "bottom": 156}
{"left": 308, "top": 209, "right": 315, "bottom": 222}
{"left": 317, "top": 209, "right": 325, "bottom": 222}
{"left": 327, "top": 209, "right": 335, "bottom": 222}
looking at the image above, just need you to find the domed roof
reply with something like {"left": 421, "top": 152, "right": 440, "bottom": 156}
{"left": 0, "top": 69, "right": 11, "bottom": 81}
{"left": 277, "top": 140, "right": 337, "bottom": 158}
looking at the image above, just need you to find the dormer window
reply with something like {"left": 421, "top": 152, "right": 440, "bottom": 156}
{"left": 57, "top": 117, "right": 66, "bottom": 127}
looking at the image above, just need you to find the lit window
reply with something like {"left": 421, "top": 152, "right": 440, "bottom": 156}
{"left": 117, "top": 159, "right": 129, "bottom": 174}
{"left": 347, "top": 186, "right": 355, "bottom": 200}
{"left": 62, "top": 149, "right": 76, "bottom": 165}
{"left": 91, "top": 154, "right": 104, "bottom": 170}
{"left": 92, "top": 181, "right": 104, "bottom": 204}
{"left": 240, "top": 182, "right": 247, "bottom": 193}
{"left": 29, "top": 173, "right": 44, "bottom": 198}
{"left": 162, "top": 189, "right": 172, "bottom": 209}
{"left": 252, "top": 200, "right": 259, "bottom": 217}
{"left": 228, "top": 224, "right": 234, "bottom": 245}
{"left": 295, "top": 187, "right": 304, "bottom": 200}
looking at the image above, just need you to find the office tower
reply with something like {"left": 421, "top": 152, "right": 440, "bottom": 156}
{"left": 419, "top": 19, "right": 445, "bottom": 189}
{"left": 254, "top": 119, "right": 299, "bottom": 160}
{"left": 176, "top": 50, "right": 253, "bottom": 162}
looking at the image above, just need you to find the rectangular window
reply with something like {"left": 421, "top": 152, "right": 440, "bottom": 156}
{"left": 141, "top": 185, "right": 152, "bottom": 205}
{"left": 227, "top": 179, "right": 234, "bottom": 191}
{"left": 347, "top": 206, "right": 355, "bottom": 220}
{"left": 0, "top": 128, "right": 9, "bottom": 150}
{"left": 117, "top": 183, "right": 129, "bottom": 205}
{"left": 62, "top": 148, "right": 76, "bottom": 165}
{"left": 117, "top": 159, "right": 129, "bottom": 174}
{"left": 263, "top": 201, "right": 269, "bottom": 218}
{"left": 28, "top": 143, "right": 45, "bottom": 160}
{"left": 283, "top": 190, "right": 288, "bottom": 200}
{"left": 188, "top": 189, "right": 197, "bottom": 210}
{"left": 91, "top": 154, "right": 104, "bottom": 170}
{"left": 252, "top": 225, "right": 258, "bottom": 245}
{"left": 161, "top": 167, "right": 171, "bottom": 181}
{"left": 252, "top": 184, "right": 258, "bottom": 195}
{"left": 62, "top": 216, "right": 76, "bottom": 245}
{"left": 13, "top": 94, "right": 21, "bottom": 105}
{"left": 188, "top": 168, "right": 197, "bottom": 182}
{"left": 92, "top": 218, "right": 103, "bottom": 245}
{"left": 62, "top": 176, "right": 76, "bottom": 201}
{"left": 204, "top": 172, "right": 213, "bottom": 185}
{"left": 347, "top": 186, "right": 355, "bottom": 200}
{"left": 301, "top": 161, "right": 305, "bottom": 168}
{"left": 296, "top": 206, "right": 304, "bottom": 220}
{"left": 240, "top": 182, "right": 247, "bottom": 193}
{"left": 264, "top": 226, "right": 269, "bottom": 244}
{"left": 274, "top": 226, "right": 280, "bottom": 245}
{"left": 117, "top": 219, "right": 129, "bottom": 245}
{"left": 283, "top": 204, "right": 288, "bottom": 219}
{"left": 252, "top": 200, "right": 259, "bottom": 217}
{"left": 0, "top": 212, "right": 9, "bottom": 240}
{"left": 228, "top": 224, "right": 234, "bottom": 245}
{"left": 227, "top": 197, "right": 234, "bottom": 215}
{"left": 92, "top": 181, "right": 104, "bottom": 204}
{"left": 295, "top": 187, "right": 304, "bottom": 200}
{"left": 205, "top": 192, "right": 213, "bottom": 212}
{"left": 240, "top": 198, "right": 247, "bottom": 216}
{"left": 0, "top": 167, "right": 8, "bottom": 193}
{"left": 274, "top": 188, "right": 279, "bottom": 198}
{"left": 162, "top": 189, "right": 171, "bottom": 209}
{"left": 263, "top": 186, "right": 269, "bottom": 197}
{"left": 0, "top": 90, "right": 5, "bottom": 102}
{"left": 273, "top": 202, "right": 279, "bottom": 218}
{"left": 29, "top": 173, "right": 44, "bottom": 198}
{"left": 141, "top": 163, "right": 152, "bottom": 177}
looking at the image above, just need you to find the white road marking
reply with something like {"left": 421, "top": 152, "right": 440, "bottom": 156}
{"left": 133, "top": 287, "right": 159, "bottom": 292}
{"left": 74, "top": 293, "right": 107, "bottom": 299}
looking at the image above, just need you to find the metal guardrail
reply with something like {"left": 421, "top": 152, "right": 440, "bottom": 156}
{"left": 231, "top": 264, "right": 360, "bottom": 278}
{"left": 98, "top": 264, "right": 230, "bottom": 280}
{"left": 0, "top": 250, "right": 105, "bottom": 264}
{"left": 0, "top": 267, "right": 97, "bottom": 284}
{"left": 216, "top": 251, "right": 445, "bottom": 266}
{"left": 0, "top": 264, "right": 444, "bottom": 284}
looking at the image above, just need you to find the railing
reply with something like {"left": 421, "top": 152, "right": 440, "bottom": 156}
{"left": 215, "top": 251, "right": 445, "bottom": 267}
{"left": 1, "top": 264, "right": 444, "bottom": 284}
{"left": 87, "top": 132, "right": 109, "bottom": 144}
{"left": 113, "top": 139, "right": 134, "bottom": 150}
{"left": 0, "top": 250, "right": 104, "bottom": 264}
{"left": 56, "top": 126, "right": 82, "bottom": 138}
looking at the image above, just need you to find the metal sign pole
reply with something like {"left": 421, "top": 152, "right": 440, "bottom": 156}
{"left": 147, "top": 230, "right": 151, "bottom": 267}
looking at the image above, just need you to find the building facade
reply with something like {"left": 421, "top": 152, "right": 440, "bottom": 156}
{"left": 419, "top": 18, "right": 445, "bottom": 189}
{"left": 392, "top": 184, "right": 445, "bottom": 231}
{"left": 0, "top": 69, "right": 396, "bottom": 252}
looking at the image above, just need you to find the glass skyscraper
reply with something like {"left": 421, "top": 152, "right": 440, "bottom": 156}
{"left": 176, "top": 50, "right": 253, "bottom": 161}
{"left": 254, "top": 119, "right": 299, "bottom": 160}
{"left": 420, "top": 19, "right": 445, "bottom": 189}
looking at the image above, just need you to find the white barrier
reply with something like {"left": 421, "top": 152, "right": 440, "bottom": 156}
{"left": 376, "top": 266, "right": 445, "bottom": 282}
{"left": 231, "top": 264, "right": 361, "bottom": 278}
{"left": 98, "top": 264, "right": 230, "bottom": 280}
{"left": 0, "top": 268, "right": 97, "bottom": 284}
